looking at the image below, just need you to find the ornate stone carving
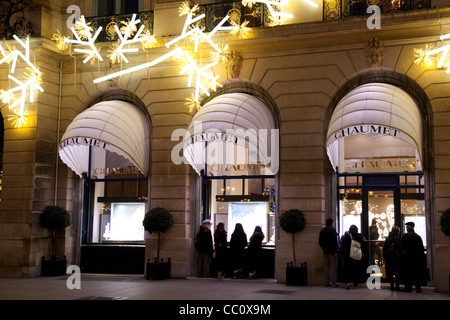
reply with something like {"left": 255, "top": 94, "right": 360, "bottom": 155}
{"left": 365, "top": 37, "right": 385, "bottom": 68}
{"left": 225, "top": 51, "right": 243, "bottom": 79}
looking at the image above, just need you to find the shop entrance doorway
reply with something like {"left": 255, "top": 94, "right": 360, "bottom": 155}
{"left": 326, "top": 82, "right": 428, "bottom": 282}
{"left": 337, "top": 172, "right": 426, "bottom": 270}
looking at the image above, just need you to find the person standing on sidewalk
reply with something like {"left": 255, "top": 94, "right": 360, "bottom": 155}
{"left": 247, "top": 225, "right": 265, "bottom": 279}
{"left": 230, "top": 223, "right": 248, "bottom": 279}
{"left": 319, "top": 218, "right": 340, "bottom": 287}
{"left": 383, "top": 225, "right": 401, "bottom": 291}
{"left": 195, "top": 219, "right": 214, "bottom": 277}
{"left": 399, "top": 221, "right": 426, "bottom": 293}
{"left": 339, "top": 225, "right": 367, "bottom": 289}
{"left": 213, "top": 222, "right": 228, "bottom": 280}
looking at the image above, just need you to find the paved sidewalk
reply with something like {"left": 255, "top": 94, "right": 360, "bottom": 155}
{"left": 0, "top": 274, "right": 448, "bottom": 300}
{"left": 0, "top": 275, "right": 448, "bottom": 318}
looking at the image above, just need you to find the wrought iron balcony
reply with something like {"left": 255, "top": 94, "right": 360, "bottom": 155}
{"left": 198, "top": 2, "right": 268, "bottom": 32}
{"left": 323, "top": 0, "right": 431, "bottom": 20}
{"left": 199, "top": 0, "right": 432, "bottom": 30}
{"left": 82, "top": 0, "right": 431, "bottom": 42}
{"left": 85, "top": 11, "right": 154, "bottom": 43}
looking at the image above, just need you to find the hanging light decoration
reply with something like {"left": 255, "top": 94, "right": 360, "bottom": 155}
{"left": 64, "top": 15, "right": 103, "bottom": 64}
{"left": 414, "top": 33, "right": 450, "bottom": 72}
{"left": 0, "top": 35, "right": 44, "bottom": 128}
{"left": 94, "top": 2, "right": 238, "bottom": 110}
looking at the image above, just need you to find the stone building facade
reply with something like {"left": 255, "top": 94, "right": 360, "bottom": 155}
{"left": 0, "top": 0, "right": 449, "bottom": 293}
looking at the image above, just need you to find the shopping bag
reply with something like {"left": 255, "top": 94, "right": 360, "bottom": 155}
{"left": 349, "top": 234, "right": 362, "bottom": 261}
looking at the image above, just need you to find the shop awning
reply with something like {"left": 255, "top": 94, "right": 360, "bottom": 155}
{"left": 183, "top": 93, "right": 277, "bottom": 175}
{"left": 59, "top": 100, "right": 151, "bottom": 177}
{"left": 326, "top": 83, "right": 423, "bottom": 171}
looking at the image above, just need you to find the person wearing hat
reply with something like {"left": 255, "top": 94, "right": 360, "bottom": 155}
{"left": 195, "top": 219, "right": 214, "bottom": 277}
{"left": 398, "top": 221, "right": 426, "bottom": 293}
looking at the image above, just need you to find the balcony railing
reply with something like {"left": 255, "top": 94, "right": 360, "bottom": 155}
{"left": 198, "top": 2, "right": 268, "bottom": 32}
{"left": 82, "top": 0, "right": 431, "bottom": 42}
{"left": 323, "top": 0, "right": 431, "bottom": 20}
{"left": 85, "top": 11, "right": 154, "bottom": 43}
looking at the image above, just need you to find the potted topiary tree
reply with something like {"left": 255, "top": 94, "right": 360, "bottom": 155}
{"left": 143, "top": 206, "right": 174, "bottom": 280}
{"left": 40, "top": 205, "right": 71, "bottom": 276}
{"left": 440, "top": 208, "right": 450, "bottom": 237}
{"left": 279, "top": 208, "right": 307, "bottom": 286}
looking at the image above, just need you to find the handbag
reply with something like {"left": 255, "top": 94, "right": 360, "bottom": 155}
{"left": 349, "top": 233, "right": 362, "bottom": 261}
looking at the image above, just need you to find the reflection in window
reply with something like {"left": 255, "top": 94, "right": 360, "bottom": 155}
{"left": 402, "top": 199, "right": 426, "bottom": 245}
{"left": 340, "top": 198, "right": 362, "bottom": 236}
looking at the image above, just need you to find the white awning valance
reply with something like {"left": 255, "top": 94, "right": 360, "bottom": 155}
{"left": 326, "top": 83, "right": 423, "bottom": 171}
{"left": 183, "top": 93, "right": 277, "bottom": 175}
{"left": 59, "top": 100, "right": 151, "bottom": 177}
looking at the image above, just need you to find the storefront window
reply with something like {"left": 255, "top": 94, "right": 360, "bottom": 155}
{"left": 402, "top": 200, "right": 426, "bottom": 244}
{"left": 338, "top": 172, "right": 425, "bottom": 242}
{"left": 89, "top": 149, "right": 148, "bottom": 243}
{"left": 210, "top": 173, "right": 275, "bottom": 245}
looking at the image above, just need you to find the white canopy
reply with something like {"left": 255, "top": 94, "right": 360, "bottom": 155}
{"left": 326, "top": 83, "right": 422, "bottom": 171}
{"left": 59, "top": 100, "right": 151, "bottom": 177}
{"left": 183, "top": 93, "right": 277, "bottom": 175}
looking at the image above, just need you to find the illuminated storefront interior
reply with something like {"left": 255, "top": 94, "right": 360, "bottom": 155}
{"left": 58, "top": 99, "right": 150, "bottom": 272}
{"left": 184, "top": 92, "right": 278, "bottom": 247}
{"left": 327, "top": 83, "right": 426, "bottom": 266}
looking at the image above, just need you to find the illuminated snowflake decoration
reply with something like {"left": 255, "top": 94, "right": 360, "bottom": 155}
{"left": 52, "top": 30, "right": 70, "bottom": 51}
{"left": 65, "top": 15, "right": 103, "bottom": 64}
{"left": 425, "top": 34, "right": 450, "bottom": 72}
{"left": 165, "top": 3, "right": 238, "bottom": 104}
{"left": 242, "top": 0, "right": 318, "bottom": 25}
{"left": 0, "top": 35, "right": 44, "bottom": 127}
{"left": 414, "top": 33, "right": 450, "bottom": 73}
{"left": 94, "top": 2, "right": 238, "bottom": 108}
{"left": 242, "top": 0, "right": 293, "bottom": 25}
{"left": 108, "top": 13, "right": 148, "bottom": 64}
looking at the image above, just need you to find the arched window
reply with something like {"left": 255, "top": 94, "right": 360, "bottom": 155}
{"left": 59, "top": 100, "right": 151, "bottom": 243}
{"left": 184, "top": 92, "right": 278, "bottom": 245}
{"left": 326, "top": 83, "right": 426, "bottom": 267}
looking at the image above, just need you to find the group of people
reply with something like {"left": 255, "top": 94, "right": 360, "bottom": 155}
{"left": 319, "top": 218, "right": 426, "bottom": 292}
{"left": 195, "top": 220, "right": 265, "bottom": 279}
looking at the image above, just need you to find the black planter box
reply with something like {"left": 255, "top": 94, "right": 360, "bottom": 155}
{"left": 146, "top": 258, "right": 171, "bottom": 280}
{"left": 41, "top": 256, "right": 67, "bottom": 276}
{"left": 286, "top": 262, "right": 308, "bottom": 286}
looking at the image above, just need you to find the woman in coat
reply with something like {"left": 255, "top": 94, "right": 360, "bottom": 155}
{"left": 247, "top": 226, "right": 265, "bottom": 279}
{"left": 230, "top": 223, "right": 247, "bottom": 279}
{"left": 339, "top": 224, "right": 367, "bottom": 289}
{"left": 383, "top": 225, "right": 401, "bottom": 291}
{"left": 213, "top": 222, "right": 228, "bottom": 279}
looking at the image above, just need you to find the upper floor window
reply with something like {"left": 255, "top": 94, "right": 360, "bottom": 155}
{"left": 95, "top": 0, "right": 141, "bottom": 16}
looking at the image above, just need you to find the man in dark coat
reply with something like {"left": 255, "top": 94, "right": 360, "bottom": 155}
{"left": 399, "top": 221, "right": 426, "bottom": 293}
{"left": 319, "top": 218, "right": 339, "bottom": 287}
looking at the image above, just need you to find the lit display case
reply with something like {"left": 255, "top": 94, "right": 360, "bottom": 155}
{"left": 228, "top": 202, "right": 268, "bottom": 243}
